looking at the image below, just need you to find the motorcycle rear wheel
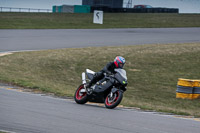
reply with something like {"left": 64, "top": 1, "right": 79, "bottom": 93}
{"left": 74, "top": 84, "right": 88, "bottom": 104}
{"left": 105, "top": 90, "right": 123, "bottom": 109}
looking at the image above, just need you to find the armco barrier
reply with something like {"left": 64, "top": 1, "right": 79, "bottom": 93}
{"left": 176, "top": 78, "right": 200, "bottom": 99}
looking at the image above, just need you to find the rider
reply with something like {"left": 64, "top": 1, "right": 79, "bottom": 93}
{"left": 86, "top": 56, "right": 126, "bottom": 89}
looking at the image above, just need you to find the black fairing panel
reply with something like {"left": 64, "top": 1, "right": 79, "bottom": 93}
{"left": 88, "top": 93, "right": 105, "bottom": 103}
{"left": 93, "top": 81, "right": 113, "bottom": 93}
{"left": 86, "top": 72, "right": 94, "bottom": 80}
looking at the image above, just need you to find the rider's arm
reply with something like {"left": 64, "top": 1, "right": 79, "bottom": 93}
{"left": 102, "top": 62, "right": 115, "bottom": 74}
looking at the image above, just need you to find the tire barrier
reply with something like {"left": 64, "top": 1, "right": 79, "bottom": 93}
{"left": 176, "top": 78, "right": 200, "bottom": 99}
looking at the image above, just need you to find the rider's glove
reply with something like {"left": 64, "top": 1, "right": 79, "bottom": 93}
{"left": 106, "top": 71, "right": 112, "bottom": 75}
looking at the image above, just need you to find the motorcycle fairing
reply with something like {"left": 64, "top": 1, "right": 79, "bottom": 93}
{"left": 93, "top": 80, "right": 113, "bottom": 93}
{"left": 114, "top": 69, "right": 128, "bottom": 86}
{"left": 86, "top": 69, "right": 95, "bottom": 80}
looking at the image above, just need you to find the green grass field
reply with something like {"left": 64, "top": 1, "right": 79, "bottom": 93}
{"left": 0, "top": 43, "right": 200, "bottom": 116}
{"left": 0, "top": 12, "right": 200, "bottom": 116}
{"left": 0, "top": 12, "right": 200, "bottom": 29}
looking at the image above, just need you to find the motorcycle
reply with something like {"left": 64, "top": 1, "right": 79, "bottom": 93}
{"left": 74, "top": 68, "right": 127, "bottom": 109}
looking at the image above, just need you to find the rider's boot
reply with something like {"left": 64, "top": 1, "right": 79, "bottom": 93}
{"left": 85, "top": 74, "right": 99, "bottom": 94}
{"left": 85, "top": 83, "right": 93, "bottom": 95}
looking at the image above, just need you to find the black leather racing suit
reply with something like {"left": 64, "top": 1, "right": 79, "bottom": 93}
{"left": 87, "top": 61, "right": 117, "bottom": 88}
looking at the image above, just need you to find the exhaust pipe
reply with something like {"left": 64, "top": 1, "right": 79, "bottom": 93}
{"left": 82, "top": 72, "right": 86, "bottom": 84}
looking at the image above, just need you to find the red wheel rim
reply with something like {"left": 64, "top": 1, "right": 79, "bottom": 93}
{"left": 76, "top": 85, "right": 87, "bottom": 100}
{"left": 106, "top": 91, "right": 119, "bottom": 106}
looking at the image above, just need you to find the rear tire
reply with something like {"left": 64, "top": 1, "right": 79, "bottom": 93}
{"left": 74, "top": 84, "right": 88, "bottom": 104}
{"left": 105, "top": 90, "right": 123, "bottom": 109}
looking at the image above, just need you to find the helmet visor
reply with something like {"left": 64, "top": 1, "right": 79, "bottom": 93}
{"left": 119, "top": 63, "right": 125, "bottom": 68}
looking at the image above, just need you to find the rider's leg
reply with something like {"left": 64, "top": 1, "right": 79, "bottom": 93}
{"left": 87, "top": 72, "right": 104, "bottom": 88}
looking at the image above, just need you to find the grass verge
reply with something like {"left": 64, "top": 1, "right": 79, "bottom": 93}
{"left": 0, "top": 43, "right": 200, "bottom": 116}
{"left": 0, "top": 13, "right": 200, "bottom": 29}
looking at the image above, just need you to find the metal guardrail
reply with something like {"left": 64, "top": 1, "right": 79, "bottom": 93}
{"left": 0, "top": 7, "right": 52, "bottom": 13}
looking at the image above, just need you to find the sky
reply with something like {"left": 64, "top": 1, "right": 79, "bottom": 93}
{"left": 0, "top": 0, "right": 200, "bottom": 13}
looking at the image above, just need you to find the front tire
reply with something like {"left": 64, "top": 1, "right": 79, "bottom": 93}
{"left": 105, "top": 90, "right": 123, "bottom": 109}
{"left": 74, "top": 84, "right": 88, "bottom": 104}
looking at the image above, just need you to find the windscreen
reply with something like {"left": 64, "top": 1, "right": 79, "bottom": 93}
{"left": 114, "top": 69, "right": 127, "bottom": 80}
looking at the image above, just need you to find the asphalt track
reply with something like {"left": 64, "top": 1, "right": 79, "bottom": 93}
{"left": 0, "top": 28, "right": 200, "bottom": 52}
{"left": 0, "top": 28, "right": 200, "bottom": 133}
{"left": 0, "top": 86, "right": 200, "bottom": 133}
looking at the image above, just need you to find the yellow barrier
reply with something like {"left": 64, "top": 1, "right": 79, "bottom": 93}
{"left": 192, "top": 94, "right": 200, "bottom": 99}
{"left": 176, "top": 92, "right": 193, "bottom": 99}
{"left": 176, "top": 78, "right": 200, "bottom": 100}
{"left": 177, "top": 78, "right": 194, "bottom": 87}
{"left": 193, "top": 80, "right": 200, "bottom": 87}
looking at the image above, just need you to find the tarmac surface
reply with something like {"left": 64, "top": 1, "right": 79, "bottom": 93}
{"left": 0, "top": 86, "right": 200, "bottom": 133}
{"left": 0, "top": 28, "right": 200, "bottom": 52}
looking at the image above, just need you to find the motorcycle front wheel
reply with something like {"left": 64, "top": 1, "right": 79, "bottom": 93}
{"left": 74, "top": 84, "right": 88, "bottom": 104}
{"left": 105, "top": 90, "right": 123, "bottom": 109}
